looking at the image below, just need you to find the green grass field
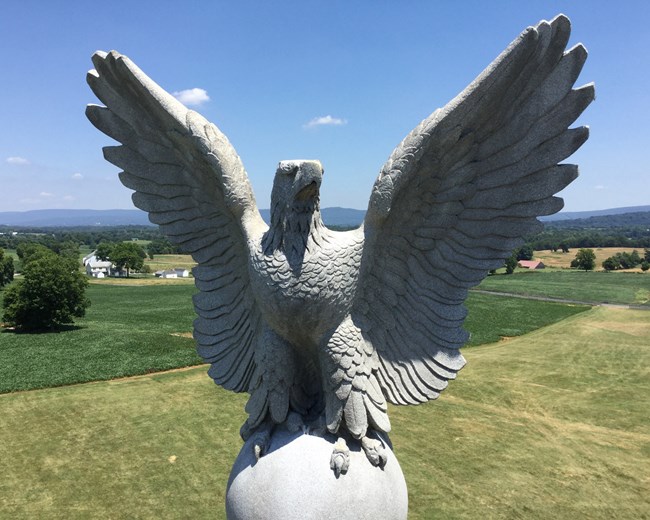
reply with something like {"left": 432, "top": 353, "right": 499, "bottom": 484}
{"left": 1, "top": 307, "right": 647, "bottom": 519}
{"left": 0, "top": 284, "right": 589, "bottom": 393}
{"left": 464, "top": 292, "right": 588, "bottom": 345}
{"left": 478, "top": 270, "right": 650, "bottom": 305}
{"left": 0, "top": 284, "right": 201, "bottom": 393}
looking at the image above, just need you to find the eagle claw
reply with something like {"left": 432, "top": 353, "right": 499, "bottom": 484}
{"left": 251, "top": 430, "right": 271, "bottom": 460}
{"left": 330, "top": 437, "right": 350, "bottom": 477}
{"left": 361, "top": 436, "right": 387, "bottom": 468}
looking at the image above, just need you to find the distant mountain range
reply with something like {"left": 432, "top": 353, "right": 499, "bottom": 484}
{"left": 0, "top": 207, "right": 367, "bottom": 228}
{"left": 539, "top": 205, "right": 650, "bottom": 221}
{"left": 0, "top": 205, "right": 648, "bottom": 228}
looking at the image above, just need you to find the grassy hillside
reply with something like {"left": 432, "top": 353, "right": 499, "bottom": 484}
{"left": 478, "top": 270, "right": 650, "bottom": 306}
{"left": 1, "top": 307, "right": 647, "bottom": 519}
{"left": 0, "top": 284, "right": 588, "bottom": 393}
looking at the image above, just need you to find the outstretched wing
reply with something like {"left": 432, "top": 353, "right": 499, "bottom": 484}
{"left": 86, "top": 51, "right": 268, "bottom": 393}
{"left": 352, "top": 15, "right": 594, "bottom": 405}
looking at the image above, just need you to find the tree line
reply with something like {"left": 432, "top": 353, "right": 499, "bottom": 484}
{"left": 602, "top": 249, "right": 650, "bottom": 271}
{"left": 2, "top": 216, "right": 650, "bottom": 253}
{"left": 0, "top": 226, "right": 175, "bottom": 252}
{"left": 526, "top": 227, "right": 650, "bottom": 250}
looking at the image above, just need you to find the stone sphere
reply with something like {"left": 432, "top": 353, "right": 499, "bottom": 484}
{"left": 226, "top": 428, "right": 408, "bottom": 520}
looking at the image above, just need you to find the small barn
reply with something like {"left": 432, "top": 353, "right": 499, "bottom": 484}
{"left": 517, "top": 260, "right": 545, "bottom": 269}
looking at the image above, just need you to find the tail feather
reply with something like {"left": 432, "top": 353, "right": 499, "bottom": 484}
{"left": 364, "top": 393, "right": 391, "bottom": 433}
{"left": 344, "top": 390, "right": 368, "bottom": 439}
{"left": 269, "top": 388, "right": 290, "bottom": 424}
{"left": 245, "top": 387, "right": 269, "bottom": 429}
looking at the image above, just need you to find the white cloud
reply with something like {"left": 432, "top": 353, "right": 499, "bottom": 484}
{"left": 303, "top": 115, "right": 348, "bottom": 129}
{"left": 40, "top": 191, "right": 54, "bottom": 198}
{"left": 172, "top": 88, "right": 210, "bottom": 106}
{"left": 72, "top": 172, "right": 84, "bottom": 180}
{"left": 6, "top": 156, "right": 30, "bottom": 165}
{"left": 594, "top": 184, "right": 606, "bottom": 190}
{"left": 63, "top": 195, "right": 75, "bottom": 201}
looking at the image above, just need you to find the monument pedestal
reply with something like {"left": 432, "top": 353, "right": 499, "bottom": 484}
{"left": 226, "top": 428, "right": 408, "bottom": 520}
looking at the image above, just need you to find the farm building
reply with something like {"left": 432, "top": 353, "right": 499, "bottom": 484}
{"left": 155, "top": 270, "right": 178, "bottom": 278}
{"left": 518, "top": 260, "right": 545, "bottom": 269}
{"left": 83, "top": 251, "right": 127, "bottom": 277}
{"left": 85, "top": 259, "right": 112, "bottom": 278}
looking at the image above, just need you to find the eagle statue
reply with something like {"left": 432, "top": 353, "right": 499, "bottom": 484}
{"left": 87, "top": 14, "right": 593, "bottom": 476}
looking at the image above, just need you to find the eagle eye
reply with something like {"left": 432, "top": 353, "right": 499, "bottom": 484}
{"left": 278, "top": 162, "right": 299, "bottom": 176}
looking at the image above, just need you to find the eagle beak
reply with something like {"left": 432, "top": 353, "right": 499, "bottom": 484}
{"left": 293, "top": 161, "right": 323, "bottom": 201}
{"left": 295, "top": 180, "right": 319, "bottom": 201}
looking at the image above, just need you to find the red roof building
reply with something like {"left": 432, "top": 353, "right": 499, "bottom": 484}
{"left": 517, "top": 260, "right": 545, "bottom": 269}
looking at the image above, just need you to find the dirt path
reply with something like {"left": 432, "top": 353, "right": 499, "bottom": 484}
{"left": 471, "top": 289, "right": 650, "bottom": 310}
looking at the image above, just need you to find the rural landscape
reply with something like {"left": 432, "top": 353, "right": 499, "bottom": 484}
{"left": 1, "top": 206, "right": 648, "bottom": 519}
{"left": 3, "top": 1, "right": 650, "bottom": 518}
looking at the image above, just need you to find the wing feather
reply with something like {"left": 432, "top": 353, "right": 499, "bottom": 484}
{"left": 353, "top": 15, "right": 593, "bottom": 405}
{"left": 87, "top": 50, "right": 268, "bottom": 393}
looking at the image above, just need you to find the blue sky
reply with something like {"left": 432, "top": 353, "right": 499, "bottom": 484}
{"left": 1, "top": 1, "right": 648, "bottom": 213}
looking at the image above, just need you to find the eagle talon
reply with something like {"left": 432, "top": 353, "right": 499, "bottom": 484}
{"left": 251, "top": 430, "right": 271, "bottom": 460}
{"left": 330, "top": 437, "right": 350, "bottom": 477}
{"left": 361, "top": 435, "right": 387, "bottom": 468}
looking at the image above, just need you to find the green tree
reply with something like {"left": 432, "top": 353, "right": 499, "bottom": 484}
{"left": 602, "top": 257, "right": 620, "bottom": 271}
{"left": 602, "top": 250, "right": 643, "bottom": 270}
{"left": 146, "top": 237, "right": 178, "bottom": 259}
{"left": 504, "top": 254, "right": 518, "bottom": 274}
{"left": 95, "top": 242, "right": 115, "bottom": 262}
{"left": 572, "top": 248, "right": 596, "bottom": 271}
{"left": 51, "top": 240, "right": 81, "bottom": 261}
{"left": 110, "top": 242, "right": 146, "bottom": 277}
{"left": 2, "top": 251, "right": 90, "bottom": 331}
{"left": 515, "top": 245, "right": 534, "bottom": 261}
{"left": 16, "top": 243, "right": 52, "bottom": 264}
{"left": 0, "top": 249, "right": 15, "bottom": 287}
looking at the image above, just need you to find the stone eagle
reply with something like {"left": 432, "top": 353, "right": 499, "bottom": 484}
{"left": 87, "top": 14, "right": 592, "bottom": 475}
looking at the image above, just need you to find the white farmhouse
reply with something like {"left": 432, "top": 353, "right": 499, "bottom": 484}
{"left": 85, "top": 258, "right": 113, "bottom": 278}
{"left": 83, "top": 251, "right": 126, "bottom": 277}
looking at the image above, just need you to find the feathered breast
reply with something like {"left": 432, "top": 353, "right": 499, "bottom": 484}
{"left": 249, "top": 228, "right": 364, "bottom": 343}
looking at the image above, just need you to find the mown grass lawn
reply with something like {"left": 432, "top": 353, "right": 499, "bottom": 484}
{"left": 0, "top": 283, "right": 589, "bottom": 393}
{"left": 1, "top": 307, "right": 647, "bottom": 519}
{"left": 478, "top": 270, "right": 650, "bottom": 305}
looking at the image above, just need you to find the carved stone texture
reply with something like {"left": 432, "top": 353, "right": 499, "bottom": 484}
{"left": 86, "top": 11, "right": 592, "bottom": 483}
{"left": 226, "top": 428, "right": 407, "bottom": 520}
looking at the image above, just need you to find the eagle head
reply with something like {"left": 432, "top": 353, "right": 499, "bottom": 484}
{"left": 267, "top": 160, "right": 324, "bottom": 258}
{"left": 272, "top": 160, "right": 323, "bottom": 209}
